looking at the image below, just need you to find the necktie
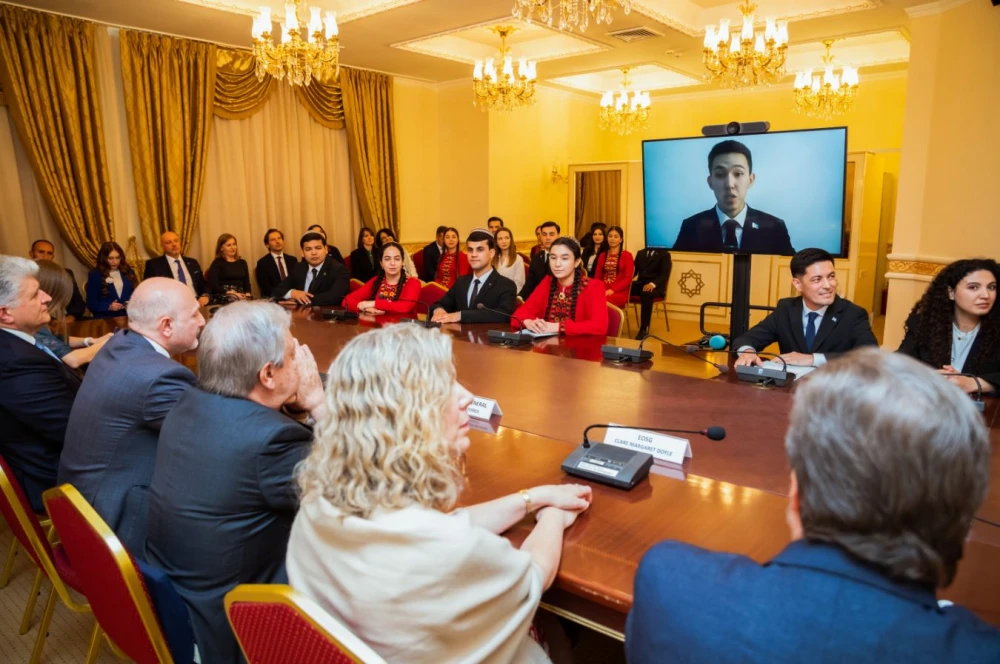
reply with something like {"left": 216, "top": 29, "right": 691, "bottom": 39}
{"left": 470, "top": 278, "right": 481, "bottom": 308}
{"left": 277, "top": 255, "right": 286, "bottom": 279}
{"left": 722, "top": 220, "right": 740, "bottom": 249}
{"left": 175, "top": 259, "right": 187, "bottom": 285}
{"left": 35, "top": 340, "right": 61, "bottom": 362}
{"left": 805, "top": 312, "right": 819, "bottom": 351}
{"left": 307, "top": 268, "right": 318, "bottom": 292}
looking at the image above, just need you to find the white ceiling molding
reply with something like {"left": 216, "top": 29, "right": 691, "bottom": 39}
{"left": 176, "top": 0, "right": 426, "bottom": 24}
{"left": 903, "top": 0, "right": 974, "bottom": 18}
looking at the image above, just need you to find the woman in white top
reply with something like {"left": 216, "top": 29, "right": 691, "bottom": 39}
{"left": 493, "top": 227, "right": 525, "bottom": 293}
{"left": 288, "top": 324, "right": 591, "bottom": 663}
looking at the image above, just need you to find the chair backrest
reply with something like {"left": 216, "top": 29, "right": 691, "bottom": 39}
{"left": 343, "top": 254, "right": 352, "bottom": 272}
{"left": 418, "top": 281, "right": 448, "bottom": 309}
{"left": 349, "top": 278, "right": 365, "bottom": 293}
{"left": 606, "top": 303, "right": 625, "bottom": 337}
{"left": 411, "top": 248, "right": 424, "bottom": 275}
{"left": 225, "top": 585, "right": 386, "bottom": 664}
{"left": 0, "top": 453, "right": 57, "bottom": 575}
{"left": 517, "top": 252, "right": 530, "bottom": 265}
{"left": 43, "top": 484, "right": 175, "bottom": 664}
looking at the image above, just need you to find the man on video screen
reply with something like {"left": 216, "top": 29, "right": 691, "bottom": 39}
{"left": 672, "top": 140, "right": 795, "bottom": 255}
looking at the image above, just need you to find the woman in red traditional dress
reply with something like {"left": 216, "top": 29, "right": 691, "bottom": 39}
{"left": 594, "top": 226, "right": 634, "bottom": 309}
{"left": 434, "top": 227, "right": 470, "bottom": 288}
{"left": 344, "top": 242, "right": 421, "bottom": 314}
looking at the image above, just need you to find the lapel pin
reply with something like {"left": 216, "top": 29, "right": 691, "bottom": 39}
{"left": 751, "top": 222, "right": 759, "bottom": 230}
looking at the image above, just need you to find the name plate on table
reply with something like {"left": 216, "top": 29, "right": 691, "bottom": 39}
{"left": 467, "top": 396, "right": 503, "bottom": 421}
{"left": 604, "top": 422, "right": 692, "bottom": 465}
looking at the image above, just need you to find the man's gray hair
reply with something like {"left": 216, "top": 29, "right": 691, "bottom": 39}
{"left": 197, "top": 301, "right": 291, "bottom": 398}
{"left": 786, "top": 348, "right": 990, "bottom": 588}
{"left": 0, "top": 256, "right": 39, "bottom": 309}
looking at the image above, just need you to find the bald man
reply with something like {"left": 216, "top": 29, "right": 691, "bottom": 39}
{"left": 60, "top": 278, "right": 206, "bottom": 555}
{"left": 143, "top": 231, "right": 209, "bottom": 305}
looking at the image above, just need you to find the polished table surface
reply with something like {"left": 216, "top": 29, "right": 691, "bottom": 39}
{"left": 71, "top": 307, "right": 1000, "bottom": 632}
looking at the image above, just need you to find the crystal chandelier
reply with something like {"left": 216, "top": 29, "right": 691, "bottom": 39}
{"left": 793, "top": 40, "right": 859, "bottom": 120}
{"left": 599, "top": 68, "right": 650, "bottom": 136}
{"left": 251, "top": 1, "right": 340, "bottom": 87}
{"left": 472, "top": 27, "right": 538, "bottom": 112}
{"left": 511, "top": 0, "right": 632, "bottom": 32}
{"left": 703, "top": 1, "right": 788, "bottom": 88}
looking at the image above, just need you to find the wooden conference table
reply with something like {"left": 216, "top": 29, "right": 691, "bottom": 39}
{"left": 73, "top": 307, "right": 1000, "bottom": 637}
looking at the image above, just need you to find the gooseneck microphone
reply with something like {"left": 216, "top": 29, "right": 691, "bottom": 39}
{"left": 940, "top": 372, "right": 986, "bottom": 412}
{"left": 478, "top": 303, "right": 531, "bottom": 346}
{"left": 582, "top": 423, "right": 727, "bottom": 448}
{"left": 394, "top": 298, "right": 441, "bottom": 328}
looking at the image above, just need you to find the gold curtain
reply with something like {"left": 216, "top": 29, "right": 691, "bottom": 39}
{"left": 575, "top": 170, "right": 622, "bottom": 238}
{"left": 340, "top": 67, "right": 400, "bottom": 237}
{"left": 0, "top": 5, "right": 115, "bottom": 266}
{"left": 120, "top": 30, "right": 217, "bottom": 255}
{"left": 294, "top": 68, "right": 345, "bottom": 129}
{"left": 214, "top": 48, "right": 274, "bottom": 119}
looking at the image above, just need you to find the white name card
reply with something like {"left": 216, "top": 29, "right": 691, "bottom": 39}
{"left": 603, "top": 422, "right": 692, "bottom": 465}
{"left": 467, "top": 396, "right": 503, "bottom": 421}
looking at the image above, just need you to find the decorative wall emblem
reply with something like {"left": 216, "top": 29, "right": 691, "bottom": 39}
{"left": 678, "top": 269, "right": 704, "bottom": 298}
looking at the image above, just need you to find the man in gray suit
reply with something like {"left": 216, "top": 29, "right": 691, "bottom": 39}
{"left": 59, "top": 278, "right": 205, "bottom": 554}
{"left": 145, "top": 301, "right": 326, "bottom": 664}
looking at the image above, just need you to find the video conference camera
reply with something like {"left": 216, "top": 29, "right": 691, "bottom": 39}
{"left": 701, "top": 121, "right": 771, "bottom": 137}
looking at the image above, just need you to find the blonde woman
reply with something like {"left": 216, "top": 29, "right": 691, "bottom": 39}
{"left": 288, "top": 325, "right": 592, "bottom": 663}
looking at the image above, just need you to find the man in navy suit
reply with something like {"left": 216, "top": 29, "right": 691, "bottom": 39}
{"left": 254, "top": 228, "right": 298, "bottom": 299}
{"left": 59, "top": 278, "right": 205, "bottom": 555}
{"left": 627, "top": 350, "right": 1000, "bottom": 663}
{"left": 273, "top": 232, "right": 349, "bottom": 306}
{"left": 146, "top": 301, "right": 325, "bottom": 664}
{"left": 142, "top": 231, "right": 209, "bottom": 306}
{"left": 0, "top": 256, "right": 81, "bottom": 512}
{"left": 672, "top": 139, "right": 795, "bottom": 255}
{"left": 429, "top": 229, "right": 517, "bottom": 324}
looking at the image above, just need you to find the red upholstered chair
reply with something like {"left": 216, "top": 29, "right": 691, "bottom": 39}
{"left": 411, "top": 248, "right": 424, "bottom": 277}
{"left": 343, "top": 254, "right": 352, "bottom": 273}
{"left": 418, "top": 281, "right": 448, "bottom": 310}
{"left": 517, "top": 252, "right": 530, "bottom": 265}
{"left": 43, "top": 484, "right": 178, "bottom": 664}
{"left": 225, "top": 584, "right": 386, "bottom": 664}
{"left": 0, "top": 455, "right": 94, "bottom": 664}
{"left": 606, "top": 303, "right": 625, "bottom": 338}
{"left": 349, "top": 278, "right": 365, "bottom": 293}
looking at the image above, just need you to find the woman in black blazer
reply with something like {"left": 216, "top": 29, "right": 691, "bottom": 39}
{"left": 207, "top": 234, "right": 252, "bottom": 299}
{"left": 897, "top": 258, "right": 999, "bottom": 393}
{"left": 349, "top": 227, "right": 378, "bottom": 283}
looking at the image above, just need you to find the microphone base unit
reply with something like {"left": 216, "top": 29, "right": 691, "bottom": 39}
{"left": 736, "top": 364, "right": 790, "bottom": 387}
{"left": 601, "top": 345, "right": 653, "bottom": 363}
{"left": 400, "top": 317, "right": 442, "bottom": 329}
{"left": 561, "top": 443, "right": 653, "bottom": 490}
{"left": 487, "top": 330, "right": 533, "bottom": 346}
{"left": 321, "top": 309, "right": 359, "bottom": 321}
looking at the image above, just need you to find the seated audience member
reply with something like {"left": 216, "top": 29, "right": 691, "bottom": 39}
{"left": 374, "top": 227, "right": 418, "bottom": 277}
{"left": 520, "top": 221, "right": 560, "bottom": 300}
{"left": 86, "top": 241, "right": 138, "bottom": 318}
{"left": 494, "top": 227, "right": 525, "bottom": 293}
{"left": 207, "top": 233, "right": 252, "bottom": 300}
{"left": 287, "top": 324, "right": 592, "bottom": 663}
{"left": 0, "top": 256, "right": 81, "bottom": 512}
{"left": 34, "top": 260, "right": 111, "bottom": 368}
{"left": 305, "top": 224, "right": 344, "bottom": 264}
{"left": 146, "top": 301, "right": 324, "bottom": 664}
{"left": 627, "top": 350, "right": 1000, "bottom": 662}
{"left": 580, "top": 223, "right": 608, "bottom": 277}
{"left": 435, "top": 227, "right": 470, "bottom": 288}
{"left": 343, "top": 242, "right": 420, "bottom": 315}
{"left": 595, "top": 226, "right": 634, "bottom": 309}
{"left": 349, "top": 227, "right": 379, "bottom": 283}
{"left": 733, "top": 248, "right": 878, "bottom": 367}
{"left": 255, "top": 228, "right": 298, "bottom": 299}
{"left": 420, "top": 225, "right": 447, "bottom": 283}
{"left": 429, "top": 230, "right": 517, "bottom": 324}
{"left": 273, "top": 232, "right": 350, "bottom": 306}
{"left": 143, "top": 231, "right": 209, "bottom": 306}
{"left": 630, "top": 247, "right": 671, "bottom": 340}
{"left": 30, "top": 239, "right": 86, "bottom": 319}
{"left": 487, "top": 216, "right": 504, "bottom": 234}
{"left": 530, "top": 224, "right": 543, "bottom": 258}
{"left": 898, "top": 258, "right": 999, "bottom": 394}
{"left": 512, "top": 237, "right": 609, "bottom": 336}
{"left": 59, "top": 278, "right": 205, "bottom": 555}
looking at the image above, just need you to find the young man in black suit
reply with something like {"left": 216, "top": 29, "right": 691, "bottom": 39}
{"left": 273, "top": 232, "right": 349, "bottom": 306}
{"left": 519, "top": 220, "right": 560, "bottom": 300}
{"left": 421, "top": 225, "right": 448, "bottom": 283}
{"left": 0, "top": 256, "right": 82, "bottom": 512}
{"left": 632, "top": 247, "right": 672, "bottom": 340}
{"left": 733, "top": 248, "right": 878, "bottom": 368}
{"left": 29, "top": 239, "right": 86, "bottom": 319}
{"left": 142, "top": 231, "right": 210, "bottom": 305}
{"left": 429, "top": 229, "right": 517, "bottom": 324}
{"left": 672, "top": 140, "right": 795, "bottom": 256}
{"left": 255, "top": 228, "right": 299, "bottom": 299}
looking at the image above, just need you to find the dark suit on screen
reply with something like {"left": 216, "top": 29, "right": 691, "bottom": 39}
{"left": 143, "top": 255, "right": 208, "bottom": 297}
{"left": 145, "top": 388, "right": 313, "bottom": 664}
{"left": 272, "top": 256, "right": 350, "bottom": 306}
{"left": 732, "top": 295, "right": 877, "bottom": 358}
{"left": 673, "top": 206, "right": 795, "bottom": 255}
{"left": 626, "top": 539, "right": 1000, "bottom": 663}
{"left": 428, "top": 270, "right": 518, "bottom": 324}
{"left": 254, "top": 253, "right": 299, "bottom": 300}
{"left": 519, "top": 249, "right": 553, "bottom": 300}
{"left": 0, "top": 330, "right": 81, "bottom": 512}
{"left": 59, "top": 330, "right": 197, "bottom": 555}
{"left": 898, "top": 313, "right": 1000, "bottom": 390}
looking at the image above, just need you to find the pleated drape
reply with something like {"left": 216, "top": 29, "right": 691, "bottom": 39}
{"left": 0, "top": 5, "right": 115, "bottom": 266}
{"left": 214, "top": 48, "right": 274, "bottom": 119}
{"left": 119, "top": 30, "right": 216, "bottom": 256}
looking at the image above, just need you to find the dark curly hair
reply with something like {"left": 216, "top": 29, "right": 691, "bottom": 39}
{"left": 371, "top": 242, "right": 408, "bottom": 302}
{"left": 906, "top": 258, "right": 999, "bottom": 367}
{"left": 544, "top": 237, "right": 587, "bottom": 321}
{"left": 95, "top": 241, "right": 138, "bottom": 300}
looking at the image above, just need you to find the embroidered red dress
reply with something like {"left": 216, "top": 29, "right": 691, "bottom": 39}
{"left": 435, "top": 251, "right": 470, "bottom": 288}
{"left": 595, "top": 250, "right": 634, "bottom": 309}
{"left": 511, "top": 275, "right": 608, "bottom": 336}
{"left": 343, "top": 276, "right": 421, "bottom": 314}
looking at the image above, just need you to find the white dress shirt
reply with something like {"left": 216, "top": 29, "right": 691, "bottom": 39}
{"left": 143, "top": 335, "right": 170, "bottom": 358}
{"left": 108, "top": 270, "right": 124, "bottom": 299}
{"left": 716, "top": 205, "right": 750, "bottom": 248}
{"left": 1, "top": 327, "right": 36, "bottom": 345}
{"left": 167, "top": 255, "right": 196, "bottom": 293}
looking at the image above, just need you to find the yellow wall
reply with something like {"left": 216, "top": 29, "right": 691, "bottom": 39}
{"left": 393, "top": 78, "right": 441, "bottom": 242}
